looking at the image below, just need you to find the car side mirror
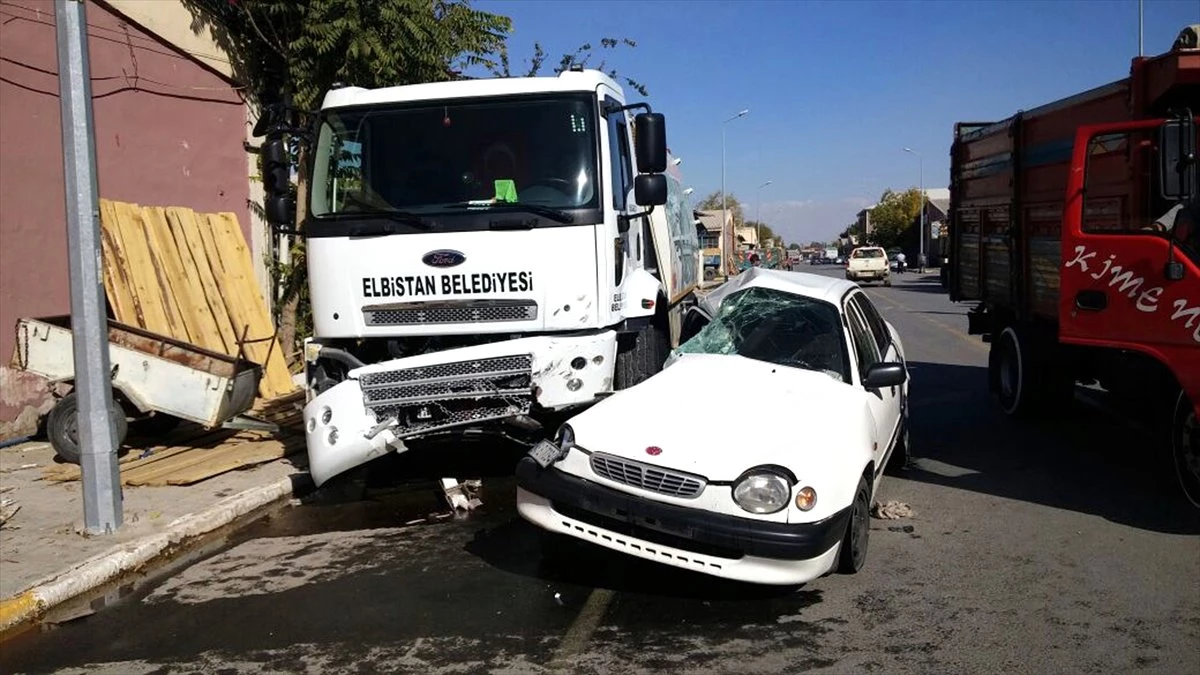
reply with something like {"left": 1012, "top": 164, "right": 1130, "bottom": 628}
{"left": 634, "top": 112, "right": 667, "bottom": 174}
{"left": 1158, "top": 118, "right": 1196, "bottom": 201}
{"left": 863, "top": 362, "right": 906, "bottom": 389}
{"left": 634, "top": 174, "right": 667, "bottom": 206}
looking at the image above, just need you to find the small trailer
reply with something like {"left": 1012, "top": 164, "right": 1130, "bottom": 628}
{"left": 12, "top": 316, "right": 276, "bottom": 464}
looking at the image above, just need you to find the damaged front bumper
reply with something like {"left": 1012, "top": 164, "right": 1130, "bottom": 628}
{"left": 304, "top": 331, "right": 618, "bottom": 486}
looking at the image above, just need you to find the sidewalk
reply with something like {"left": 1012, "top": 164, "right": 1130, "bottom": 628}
{"left": 0, "top": 440, "right": 307, "bottom": 633}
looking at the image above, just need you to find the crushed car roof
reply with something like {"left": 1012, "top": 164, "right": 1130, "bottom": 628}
{"left": 697, "top": 267, "right": 857, "bottom": 315}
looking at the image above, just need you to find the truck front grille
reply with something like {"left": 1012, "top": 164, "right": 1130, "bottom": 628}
{"left": 363, "top": 300, "right": 537, "bottom": 326}
{"left": 589, "top": 452, "right": 706, "bottom": 499}
{"left": 359, "top": 354, "right": 533, "bottom": 437}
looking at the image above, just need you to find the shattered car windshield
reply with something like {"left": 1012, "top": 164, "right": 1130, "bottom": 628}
{"left": 674, "top": 286, "right": 851, "bottom": 383}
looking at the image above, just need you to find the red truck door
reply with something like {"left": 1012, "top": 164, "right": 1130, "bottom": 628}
{"left": 1059, "top": 120, "right": 1200, "bottom": 410}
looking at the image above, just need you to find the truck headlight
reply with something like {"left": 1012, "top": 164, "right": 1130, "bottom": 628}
{"left": 732, "top": 469, "right": 791, "bottom": 514}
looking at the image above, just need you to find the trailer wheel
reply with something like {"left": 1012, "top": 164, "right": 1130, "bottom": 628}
{"left": 46, "top": 391, "right": 128, "bottom": 465}
{"left": 1171, "top": 390, "right": 1200, "bottom": 509}
{"left": 615, "top": 315, "right": 669, "bottom": 390}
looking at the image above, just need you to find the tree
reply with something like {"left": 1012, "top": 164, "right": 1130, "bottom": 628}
{"left": 865, "top": 187, "right": 923, "bottom": 249}
{"left": 695, "top": 191, "right": 745, "bottom": 225}
{"left": 487, "top": 37, "right": 648, "bottom": 96}
{"left": 744, "top": 220, "right": 778, "bottom": 246}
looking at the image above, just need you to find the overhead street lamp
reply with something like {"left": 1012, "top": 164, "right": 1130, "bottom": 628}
{"left": 722, "top": 108, "right": 750, "bottom": 267}
{"left": 756, "top": 180, "right": 772, "bottom": 248}
{"left": 903, "top": 146, "right": 925, "bottom": 272}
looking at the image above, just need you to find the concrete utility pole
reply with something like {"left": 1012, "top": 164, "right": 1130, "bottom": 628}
{"left": 904, "top": 147, "right": 925, "bottom": 273}
{"left": 756, "top": 180, "right": 772, "bottom": 249}
{"left": 56, "top": 0, "right": 122, "bottom": 533}
{"left": 721, "top": 109, "right": 749, "bottom": 271}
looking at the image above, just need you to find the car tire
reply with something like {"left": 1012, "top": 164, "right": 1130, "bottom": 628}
{"left": 1170, "top": 390, "right": 1200, "bottom": 509}
{"left": 46, "top": 390, "right": 128, "bottom": 465}
{"left": 837, "top": 476, "right": 871, "bottom": 574}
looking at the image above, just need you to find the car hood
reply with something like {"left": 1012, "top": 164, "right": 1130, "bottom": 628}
{"left": 566, "top": 353, "right": 869, "bottom": 481}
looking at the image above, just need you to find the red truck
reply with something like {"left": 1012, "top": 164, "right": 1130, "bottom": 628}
{"left": 948, "top": 24, "right": 1200, "bottom": 507}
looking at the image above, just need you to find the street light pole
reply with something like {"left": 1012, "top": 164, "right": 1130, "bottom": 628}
{"left": 55, "top": 0, "right": 122, "bottom": 533}
{"left": 904, "top": 147, "right": 925, "bottom": 272}
{"left": 721, "top": 109, "right": 749, "bottom": 273}
{"left": 756, "top": 180, "right": 772, "bottom": 249}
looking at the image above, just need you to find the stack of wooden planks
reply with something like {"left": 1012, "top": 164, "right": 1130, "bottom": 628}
{"left": 41, "top": 391, "right": 306, "bottom": 487}
{"left": 97, "top": 198, "right": 294, "bottom": 399}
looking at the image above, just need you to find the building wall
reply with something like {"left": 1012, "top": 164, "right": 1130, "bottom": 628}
{"left": 0, "top": 0, "right": 250, "bottom": 436}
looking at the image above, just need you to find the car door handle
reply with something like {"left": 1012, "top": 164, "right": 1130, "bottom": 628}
{"left": 1075, "top": 290, "right": 1107, "bottom": 312}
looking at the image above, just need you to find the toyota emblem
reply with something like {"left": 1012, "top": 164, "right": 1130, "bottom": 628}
{"left": 645, "top": 446, "right": 663, "bottom": 456}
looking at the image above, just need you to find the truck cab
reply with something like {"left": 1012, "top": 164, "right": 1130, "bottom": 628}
{"left": 258, "top": 69, "right": 699, "bottom": 486}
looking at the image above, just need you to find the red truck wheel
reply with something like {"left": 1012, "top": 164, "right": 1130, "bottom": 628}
{"left": 990, "top": 324, "right": 1072, "bottom": 418}
{"left": 1172, "top": 390, "right": 1200, "bottom": 509}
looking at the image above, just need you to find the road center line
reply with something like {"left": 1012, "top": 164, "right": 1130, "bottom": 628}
{"left": 873, "top": 286, "right": 989, "bottom": 353}
{"left": 546, "top": 588, "right": 614, "bottom": 670}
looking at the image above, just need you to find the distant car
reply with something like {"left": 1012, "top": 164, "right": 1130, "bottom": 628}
{"left": 516, "top": 268, "right": 911, "bottom": 586}
{"left": 846, "top": 246, "right": 891, "bottom": 286}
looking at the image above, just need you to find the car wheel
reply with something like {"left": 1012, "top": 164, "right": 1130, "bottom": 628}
{"left": 1171, "top": 390, "right": 1200, "bottom": 509}
{"left": 837, "top": 476, "right": 871, "bottom": 574}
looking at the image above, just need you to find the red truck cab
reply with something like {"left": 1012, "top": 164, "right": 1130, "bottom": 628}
{"left": 949, "top": 24, "right": 1200, "bottom": 507}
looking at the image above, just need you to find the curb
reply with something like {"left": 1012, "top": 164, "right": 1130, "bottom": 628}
{"left": 0, "top": 473, "right": 299, "bottom": 633}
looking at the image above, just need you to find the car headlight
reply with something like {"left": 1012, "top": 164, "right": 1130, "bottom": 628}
{"left": 731, "top": 469, "right": 792, "bottom": 514}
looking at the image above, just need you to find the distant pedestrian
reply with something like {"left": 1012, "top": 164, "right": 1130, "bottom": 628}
{"left": 918, "top": 252, "right": 927, "bottom": 273}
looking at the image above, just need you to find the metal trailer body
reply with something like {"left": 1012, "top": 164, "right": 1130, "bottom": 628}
{"left": 13, "top": 317, "right": 268, "bottom": 456}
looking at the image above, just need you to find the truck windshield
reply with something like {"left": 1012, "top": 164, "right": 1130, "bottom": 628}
{"left": 308, "top": 94, "right": 600, "bottom": 231}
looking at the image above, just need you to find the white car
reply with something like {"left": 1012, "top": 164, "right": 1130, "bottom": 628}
{"left": 515, "top": 268, "right": 910, "bottom": 585}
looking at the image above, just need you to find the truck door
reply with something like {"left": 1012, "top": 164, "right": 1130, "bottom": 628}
{"left": 1061, "top": 124, "right": 1200, "bottom": 363}
{"left": 601, "top": 90, "right": 640, "bottom": 308}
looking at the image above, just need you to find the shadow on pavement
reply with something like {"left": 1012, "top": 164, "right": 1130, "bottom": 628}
{"left": 904, "top": 360, "right": 1200, "bottom": 534}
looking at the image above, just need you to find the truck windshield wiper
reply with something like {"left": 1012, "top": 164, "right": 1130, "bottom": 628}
{"left": 443, "top": 201, "right": 574, "bottom": 224}
{"left": 321, "top": 209, "right": 434, "bottom": 234}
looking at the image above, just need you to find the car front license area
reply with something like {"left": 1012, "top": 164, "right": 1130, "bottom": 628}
{"left": 515, "top": 457, "right": 852, "bottom": 584}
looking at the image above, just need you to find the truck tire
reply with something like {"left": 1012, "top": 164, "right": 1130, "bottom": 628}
{"left": 989, "top": 325, "right": 1072, "bottom": 419}
{"left": 46, "top": 391, "right": 128, "bottom": 465}
{"left": 1171, "top": 390, "right": 1200, "bottom": 509}
{"left": 615, "top": 317, "right": 669, "bottom": 390}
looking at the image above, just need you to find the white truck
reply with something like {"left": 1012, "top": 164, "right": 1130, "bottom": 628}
{"left": 257, "top": 68, "right": 700, "bottom": 487}
{"left": 845, "top": 246, "right": 891, "bottom": 286}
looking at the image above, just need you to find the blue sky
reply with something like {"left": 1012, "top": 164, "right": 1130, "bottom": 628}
{"left": 475, "top": 0, "right": 1199, "bottom": 244}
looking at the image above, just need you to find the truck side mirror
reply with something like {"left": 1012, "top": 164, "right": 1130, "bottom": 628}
{"left": 634, "top": 112, "right": 667, "bottom": 174}
{"left": 634, "top": 174, "right": 667, "bottom": 206}
{"left": 261, "top": 136, "right": 296, "bottom": 228}
{"left": 1158, "top": 118, "right": 1196, "bottom": 200}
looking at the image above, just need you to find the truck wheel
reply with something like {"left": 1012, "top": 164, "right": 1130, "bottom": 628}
{"left": 615, "top": 317, "right": 669, "bottom": 390}
{"left": 46, "top": 391, "right": 128, "bottom": 465}
{"left": 1171, "top": 390, "right": 1200, "bottom": 509}
{"left": 991, "top": 326, "right": 1031, "bottom": 417}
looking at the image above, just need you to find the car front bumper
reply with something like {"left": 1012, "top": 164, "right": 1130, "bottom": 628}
{"left": 515, "top": 457, "right": 850, "bottom": 585}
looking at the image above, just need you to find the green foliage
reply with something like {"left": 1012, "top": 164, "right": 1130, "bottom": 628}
{"left": 487, "top": 36, "right": 648, "bottom": 96}
{"left": 744, "top": 220, "right": 778, "bottom": 246}
{"left": 865, "top": 187, "right": 923, "bottom": 249}
{"left": 695, "top": 191, "right": 745, "bottom": 225}
{"left": 183, "top": 0, "right": 512, "bottom": 110}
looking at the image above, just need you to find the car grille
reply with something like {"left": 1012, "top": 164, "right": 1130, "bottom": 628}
{"left": 589, "top": 452, "right": 706, "bottom": 499}
{"left": 359, "top": 354, "right": 533, "bottom": 436}
{"left": 363, "top": 300, "right": 537, "bottom": 326}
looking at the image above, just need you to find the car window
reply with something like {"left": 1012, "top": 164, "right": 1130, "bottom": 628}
{"left": 844, "top": 300, "right": 881, "bottom": 379}
{"left": 674, "top": 286, "right": 851, "bottom": 383}
{"left": 852, "top": 248, "right": 884, "bottom": 259}
{"left": 849, "top": 292, "right": 891, "bottom": 355}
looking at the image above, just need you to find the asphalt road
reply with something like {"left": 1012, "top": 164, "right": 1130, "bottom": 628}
{"left": 3, "top": 267, "right": 1198, "bottom": 675}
